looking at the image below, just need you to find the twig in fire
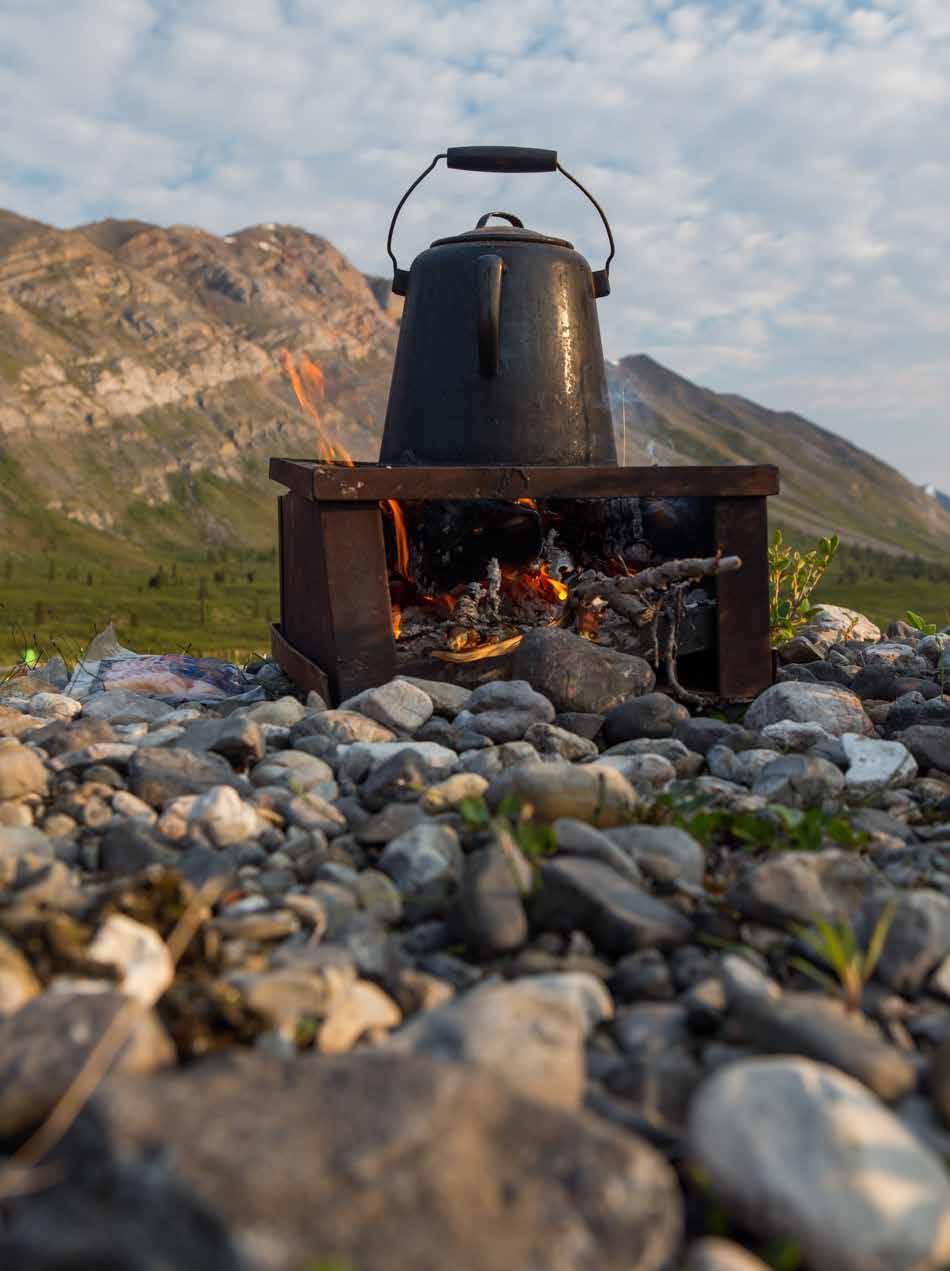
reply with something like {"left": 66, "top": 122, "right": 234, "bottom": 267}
{"left": 570, "top": 553, "right": 743, "bottom": 704}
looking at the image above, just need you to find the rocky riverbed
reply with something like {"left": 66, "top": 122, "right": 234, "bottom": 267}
{"left": 0, "top": 603, "right": 949, "bottom": 1270}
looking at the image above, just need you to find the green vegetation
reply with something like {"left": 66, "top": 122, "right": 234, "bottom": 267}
{"left": 810, "top": 539, "right": 950, "bottom": 629}
{"left": 790, "top": 902, "right": 897, "bottom": 1013}
{"left": 459, "top": 794, "right": 557, "bottom": 863}
{"left": 639, "top": 792, "right": 869, "bottom": 854}
{"left": 768, "top": 529, "right": 840, "bottom": 643}
{"left": 0, "top": 546, "right": 279, "bottom": 667}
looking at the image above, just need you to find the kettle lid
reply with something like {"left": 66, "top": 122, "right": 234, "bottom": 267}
{"left": 431, "top": 210, "right": 573, "bottom": 250}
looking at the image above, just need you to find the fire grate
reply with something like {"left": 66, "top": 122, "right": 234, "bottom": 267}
{"left": 268, "top": 459, "right": 778, "bottom": 706}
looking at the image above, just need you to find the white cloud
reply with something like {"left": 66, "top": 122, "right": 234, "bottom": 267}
{"left": 0, "top": 0, "right": 948, "bottom": 493}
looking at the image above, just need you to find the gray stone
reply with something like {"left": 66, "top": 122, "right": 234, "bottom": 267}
{"left": 451, "top": 841, "right": 529, "bottom": 957}
{"left": 0, "top": 740, "right": 48, "bottom": 800}
{"left": 605, "top": 824, "right": 706, "bottom": 886}
{"left": 187, "top": 785, "right": 264, "bottom": 846}
{"left": 356, "top": 802, "right": 425, "bottom": 844}
{"left": 0, "top": 990, "right": 175, "bottom": 1138}
{"left": 760, "top": 720, "right": 835, "bottom": 751}
{"left": 745, "top": 682, "right": 874, "bottom": 737}
{"left": 532, "top": 857, "right": 692, "bottom": 955}
{"left": 128, "top": 746, "right": 243, "bottom": 807}
{"left": 752, "top": 753, "right": 846, "bottom": 807}
{"left": 87, "top": 914, "right": 175, "bottom": 1007}
{"left": 81, "top": 690, "right": 171, "bottom": 724}
{"left": 280, "top": 790, "right": 348, "bottom": 835}
{"left": 522, "top": 721, "right": 598, "bottom": 761}
{"left": 553, "top": 711, "right": 605, "bottom": 741}
{"left": 389, "top": 973, "right": 610, "bottom": 1108}
{"left": 91, "top": 1048, "right": 682, "bottom": 1271}
{"left": 244, "top": 695, "right": 307, "bottom": 727}
{"left": 487, "top": 760, "right": 638, "bottom": 828}
{"left": 459, "top": 740, "right": 540, "bottom": 778}
{"left": 26, "top": 691, "right": 82, "bottom": 720}
{"left": 453, "top": 679, "right": 555, "bottom": 743}
{"left": 841, "top": 733, "right": 918, "bottom": 795}
{"left": 707, "top": 745, "right": 781, "bottom": 787}
{"left": 173, "top": 715, "right": 265, "bottom": 766}
{"left": 0, "top": 824, "right": 55, "bottom": 884}
{"left": 294, "top": 709, "right": 397, "bottom": 745}
{"left": 687, "top": 1056, "right": 950, "bottom": 1271}
{"left": 553, "top": 818, "right": 645, "bottom": 885}
{"left": 396, "top": 675, "right": 472, "bottom": 718}
{"left": 421, "top": 772, "right": 489, "bottom": 812}
{"left": 729, "top": 849, "right": 884, "bottom": 926}
{"left": 99, "top": 821, "right": 177, "bottom": 874}
{"left": 511, "top": 627, "right": 656, "bottom": 713}
{"left": 729, "top": 988, "right": 916, "bottom": 1101}
{"left": 864, "top": 890, "right": 950, "bottom": 994}
{"left": 250, "top": 750, "right": 337, "bottom": 797}
{"left": 897, "top": 726, "right": 950, "bottom": 774}
{"left": 340, "top": 679, "right": 434, "bottom": 734}
{"left": 337, "top": 740, "right": 458, "bottom": 781}
{"left": 672, "top": 717, "right": 757, "bottom": 755}
{"left": 378, "top": 823, "right": 463, "bottom": 899}
{"left": 593, "top": 752, "right": 676, "bottom": 791}
{"left": 358, "top": 747, "right": 438, "bottom": 811}
{"left": 602, "top": 692, "right": 690, "bottom": 744}
{"left": 802, "top": 603, "right": 881, "bottom": 645}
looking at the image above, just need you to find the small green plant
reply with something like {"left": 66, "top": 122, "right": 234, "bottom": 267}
{"left": 769, "top": 530, "right": 839, "bottom": 643}
{"left": 640, "top": 792, "right": 868, "bottom": 854}
{"left": 790, "top": 900, "right": 897, "bottom": 1012}
{"left": 906, "top": 609, "right": 937, "bottom": 636}
{"left": 458, "top": 793, "right": 557, "bottom": 862}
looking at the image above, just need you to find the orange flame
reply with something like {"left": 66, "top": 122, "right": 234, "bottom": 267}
{"left": 502, "top": 561, "right": 568, "bottom": 604}
{"left": 515, "top": 497, "right": 538, "bottom": 510}
{"left": 280, "top": 348, "right": 354, "bottom": 466}
{"left": 391, "top": 604, "right": 402, "bottom": 639}
{"left": 385, "top": 499, "right": 410, "bottom": 576}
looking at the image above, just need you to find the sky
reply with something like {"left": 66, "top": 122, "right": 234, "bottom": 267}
{"left": 1, "top": 0, "right": 949, "bottom": 494}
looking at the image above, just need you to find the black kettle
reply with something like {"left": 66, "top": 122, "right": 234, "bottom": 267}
{"left": 379, "top": 146, "right": 617, "bottom": 467}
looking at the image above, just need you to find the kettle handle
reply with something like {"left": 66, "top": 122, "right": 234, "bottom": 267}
{"left": 386, "top": 150, "right": 615, "bottom": 298}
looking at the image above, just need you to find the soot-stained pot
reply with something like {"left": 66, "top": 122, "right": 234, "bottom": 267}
{"left": 380, "top": 146, "right": 618, "bottom": 467}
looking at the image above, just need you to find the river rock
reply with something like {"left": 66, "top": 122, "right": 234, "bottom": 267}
{"left": 745, "top": 682, "right": 873, "bottom": 737}
{"left": 602, "top": 692, "right": 691, "bottom": 744}
{"left": 0, "top": 990, "right": 175, "bottom": 1138}
{"left": 685, "top": 1238, "right": 771, "bottom": 1271}
{"left": 396, "top": 676, "right": 472, "bottom": 718}
{"left": 729, "top": 849, "right": 884, "bottom": 926}
{"left": 173, "top": 715, "right": 265, "bottom": 766}
{"left": 728, "top": 987, "right": 915, "bottom": 1100}
{"left": 450, "top": 841, "right": 529, "bottom": 958}
{"left": 751, "top": 753, "right": 846, "bottom": 808}
{"left": 604, "top": 824, "right": 705, "bottom": 886}
{"left": 532, "top": 857, "right": 692, "bottom": 954}
{"left": 522, "top": 721, "right": 599, "bottom": 761}
{"left": 512, "top": 627, "right": 655, "bottom": 713}
{"left": 128, "top": 747, "right": 243, "bottom": 807}
{"left": 82, "top": 691, "right": 171, "bottom": 724}
{"left": 707, "top": 745, "right": 781, "bottom": 787}
{"left": 459, "top": 740, "right": 540, "bottom": 778}
{"left": 0, "top": 932, "right": 41, "bottom": 1014}
{"left": 187, "top": 785, "right": 264, "bottom": 846}
{"left": 896, "top": 726, "right": 950, "bottom": 774}
{"left": 687, "top": 1056, "right": 950, "bottom": 1271}
{"left": 802, "top": 604, "right": 882, "bottom": 645}
{"left": 85, "top": 1048, "right": 682, "bottom": 1271}
{"left": 553, "top": 818, "right": 645, "bottom": 885}
{"left": 87, "top": 914, "right": 175, "bottom": 1006}
{"left": 864, "top": 889, "right": 950, "bottom": 994}
{"left": 27, "top": 691, "right": 82, "bottom": 720}
{"left": 486, "top": 761, "right": 637, "bottom": 828}
{"left": 841, "top": 733, "right": 917, "bottom": 795}
{"left": 389, "top": 973, "right": 609, "bottom": 1108}
{"left": 452, "top": 680, "right": 555, "bottom": 743}
{"left": 0, "top": 740, "right": 49, "bottom": 801}
{"left": 378, "top": 823, "right": 462, "bottom": 900}
{"left": 341, "top": 679, "right": 434, "bottom": 734}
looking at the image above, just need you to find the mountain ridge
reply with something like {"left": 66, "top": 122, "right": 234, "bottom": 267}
{"left": 0, "top": 209, "right": 947, "bottom": 562}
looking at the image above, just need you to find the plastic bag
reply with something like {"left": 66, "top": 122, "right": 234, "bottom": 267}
{"left": 64, "top": 623, "right": 267, "bottom": 705}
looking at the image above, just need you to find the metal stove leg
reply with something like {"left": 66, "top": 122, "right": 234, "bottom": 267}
{"left": 713, "top": 495, "right": 772, "bottom": 700}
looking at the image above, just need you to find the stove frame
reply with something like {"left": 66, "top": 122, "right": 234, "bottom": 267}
{"left": 268, "top": 458, "right": 779, "bottom": 706}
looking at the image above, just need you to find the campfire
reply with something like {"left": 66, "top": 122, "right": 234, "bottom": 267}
{"left": 277, "top": 352, "right": 753, "bottom": 703}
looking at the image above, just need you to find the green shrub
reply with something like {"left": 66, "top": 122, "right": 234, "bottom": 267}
{"left": 769, "top": 530, "right": 839, "bottom": 643}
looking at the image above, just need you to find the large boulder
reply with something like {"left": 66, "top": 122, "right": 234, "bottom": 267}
{"left": 47, "top": 1049, "right": 684, "bottom": 1271}
{"left": 744, "top": 682, "right": 873, "bottom": 737}
{"left": 511, "top": 628, "right": 655, "bottom": 714}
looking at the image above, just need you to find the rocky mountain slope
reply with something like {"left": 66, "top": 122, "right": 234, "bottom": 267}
{"left": 0, "top": 208, "right": 947, "bottom": 561}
